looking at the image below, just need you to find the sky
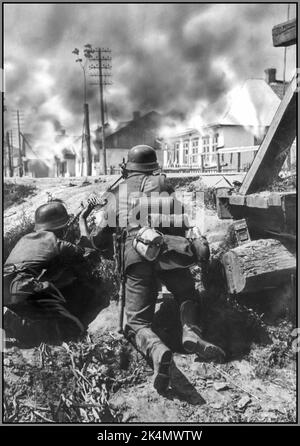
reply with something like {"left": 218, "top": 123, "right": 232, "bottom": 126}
{"left": 3, "top": 3, "right": 297, "bottom": 150}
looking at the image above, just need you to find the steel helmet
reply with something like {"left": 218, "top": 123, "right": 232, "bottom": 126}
{"left": 125, "top": 145, "right": 160, "bottom": 172}
{"left": 34, "top": 201, "right": 70, "bottom": 231}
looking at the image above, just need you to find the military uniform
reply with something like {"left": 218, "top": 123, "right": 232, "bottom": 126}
{"left": 91, "top": 145, "right": 225, "bottom": 392}
{"left": 4, "top": 201, "right": 101, "bottom": 343}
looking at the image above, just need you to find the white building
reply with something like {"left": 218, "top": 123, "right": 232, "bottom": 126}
{"left": 162, "top": 72, "right": 293, "bottom": 172}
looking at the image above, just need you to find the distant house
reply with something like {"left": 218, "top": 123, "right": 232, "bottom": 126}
{"left": 94, "top": 111, "right": 165, "bottom": 172}
{"left": 3, "top": 130, "right": 87, "bottom": 178}
{"left": 163, "top": 72, "right": 285, "bottom": 171}
{"left": 3, "top": 132, "right": 53, "bottom": 178}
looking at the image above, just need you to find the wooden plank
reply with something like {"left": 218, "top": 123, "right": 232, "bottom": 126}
{"left": 267, "top": 193, "right": 283, "bottom": 207}
{"left": 229, "top": 195, "right": 246, "bottom": 206}
{"left": 239, "top": 75, "right": 297, "bottom": 195}
{"left": 272, "top": 18, "right": 297, "bottom": 47}
{"left": 245, "top": 194, "right": 269, "bottom": 209}
{"left": 222, "top": 238, "right": 296, "bottom": 294}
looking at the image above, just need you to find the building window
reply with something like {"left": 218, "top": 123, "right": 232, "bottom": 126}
{"left": 191, "top": 138, "right": 199, "bottom": 164}
{"left": 174, "top": 142, "right": 180, "bottom": 164}
{"left": 211, "top": 133, "right": 218, "bottom": 164}
{"left": 183, "top": 140, "right": 189, "bottom": 164}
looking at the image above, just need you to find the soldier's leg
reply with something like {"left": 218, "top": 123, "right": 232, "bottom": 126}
{"left": 159, "top": 268, "right": 225, "bottom": 362}
{"left": 125, "top": 262, "right": 172, "bottom": 392}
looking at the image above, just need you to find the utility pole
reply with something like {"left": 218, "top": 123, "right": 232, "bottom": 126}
{"left": 72, "top": 46, "right": 93, "bottom": 176}
{"left": 17, "top": 110, "right": 23, "bottom": 176}
{"left": 6, "top": 131, "right": 13, "bottom": 177}
{"left": 89, "top": 47, "right": 112, "bottom": 175}
{"left": 11, "top": 110, "right": 24, "bottom": 176}
{"left": 10, "top": 130, "right": 15, "bottom": 175}
{"left": 84, "top": 103, "right": 92, "bottom": 175}
{"left": 98, "top": 48, "right": 107, "bottom": 175}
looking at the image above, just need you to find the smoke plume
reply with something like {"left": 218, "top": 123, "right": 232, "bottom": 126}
{"left": 4, "top": 3, "right": 297, "bottom": 154}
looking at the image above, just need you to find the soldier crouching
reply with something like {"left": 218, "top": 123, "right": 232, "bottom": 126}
{"left": 87, "top": 145, "right": 225, "bottom": 394}
{"left": 4, "top": 199, "right": 102, "bottom": 345}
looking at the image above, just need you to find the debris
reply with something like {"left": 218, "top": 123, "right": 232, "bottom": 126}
{"left": 236, "top": 395, "right": 251, "bottom": 410}
{"left": 4, "top": 358, "right": 12, "bottom": 367}
{"left": 210, "top": 401, "right": 224, "bottom": 410}
{"left": 210, "top": 364, "right": 260, "bottom": 402}
{"left": 214, "top": 382, "right": 229, "bottom": 391}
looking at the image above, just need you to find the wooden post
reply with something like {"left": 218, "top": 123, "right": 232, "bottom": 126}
{"left": 217, "top": 152, "right": 221, "bottom": 172}
{"left": 200, "top": 153, "right": 204, "bottom": 172}
{"left": 239, "top": 75, "right": 297, "bottom": 194}
{"left": 237, "top": 151, "right": 241, "bottom": 172}
{"left": 222, "top": 238, "right": 296, "bottom": 295}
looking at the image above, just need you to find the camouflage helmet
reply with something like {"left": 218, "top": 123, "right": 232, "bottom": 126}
{"left": 34, "top": 201, "right": 70, "bottom": 231}
{"left": 125, "top": 145, "right": 160, "bottom": 172}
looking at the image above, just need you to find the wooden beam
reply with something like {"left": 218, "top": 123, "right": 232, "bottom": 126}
{"left": 222, "top": 238, "right": 296, "bottom": 294}
{"left": 239, "top": 75, "right": 297, "bottom": 195}
{"left": 272, "top": 18, "right": 297, "bottom": 47}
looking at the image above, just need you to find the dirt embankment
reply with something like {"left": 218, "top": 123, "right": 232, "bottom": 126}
{"left": 3, "top": 176, "right": 297, "bottom": 423}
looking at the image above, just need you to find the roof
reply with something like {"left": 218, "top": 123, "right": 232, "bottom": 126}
{"left": 165, "top": 128, "right": 200, "bottom": 140}
{"left": 269, "top": 81, "right": 288, "bottom": 100}
{"left": 106, "top": 111, "right": 163, "bottom": 137}
{"left": 209, "top": 78, "right": 281, "bottom": 128}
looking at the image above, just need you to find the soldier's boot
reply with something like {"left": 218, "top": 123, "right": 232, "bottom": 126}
{"left": 3, "top": 307, "right": 33, "bottom": 344}
{"left": 180, "top": 301, "right": 225, "bottom": 362}
{"left": 135, "top": 327, "right": 173, "bottom": 393}
{"left": 152, "top": 343, "right": 173, "bottom": 394}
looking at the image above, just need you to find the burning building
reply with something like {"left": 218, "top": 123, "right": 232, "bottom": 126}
{"left": 162, "top": 70, "right": 291, "bottom": 172}
{"left": 94, "top": 111, "right": 165, "bottom": 173}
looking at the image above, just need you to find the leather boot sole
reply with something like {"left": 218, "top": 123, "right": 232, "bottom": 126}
{"left": 183, "top": 338, "right": 225, "bottom": 363}
{"left": 153, "top": 349, "right": 173, "bottom": 393}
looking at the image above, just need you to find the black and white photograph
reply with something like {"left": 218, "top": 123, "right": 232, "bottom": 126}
{"left": 2, "top": 1, "right": 298, "bottom": 428}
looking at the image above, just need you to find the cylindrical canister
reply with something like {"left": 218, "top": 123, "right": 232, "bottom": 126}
{"left": 132, "top": 227, "right": 164, "bottom": 261}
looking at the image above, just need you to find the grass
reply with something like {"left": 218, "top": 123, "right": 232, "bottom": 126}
{"left": 4, "top": 335, "right": 148, "bottom": 423}
{"left": 4, "top": 182, "right": 37, "bottom": 210}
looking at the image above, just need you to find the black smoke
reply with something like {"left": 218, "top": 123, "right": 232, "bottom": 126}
{"left": 4, "top": 3, "right": 297, "bottom": 138}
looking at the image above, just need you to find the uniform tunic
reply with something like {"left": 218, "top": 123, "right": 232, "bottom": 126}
{"left": 5, "top": 231, "right": 98, "bottom": 339}
{"left": 91, "top": 172, "right": 196, "bottom": 271}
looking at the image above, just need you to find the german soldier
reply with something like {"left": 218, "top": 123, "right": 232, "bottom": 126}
{"left": 88, "top": 145, "right": 225, "bottom": 393}
{"left": 4, "top": 199, "right": 101, "bottom": 344}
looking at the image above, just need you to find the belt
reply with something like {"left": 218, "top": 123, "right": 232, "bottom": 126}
{"left": 124, "top": 228, "right": 140, "bottom": 238}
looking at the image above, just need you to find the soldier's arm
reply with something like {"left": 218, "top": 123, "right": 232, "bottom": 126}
{"left": 57, "top": 239, "right": 86, "bottom": 259}
{"left": 80, "top": 195, "right": 116, "bottom": 254}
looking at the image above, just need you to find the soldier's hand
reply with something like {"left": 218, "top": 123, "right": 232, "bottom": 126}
{"left": 87, "top": 196, "right": 99, "bottom": 208}
{"left": 79, "top": 201, "right": 96, "bottom": 219}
